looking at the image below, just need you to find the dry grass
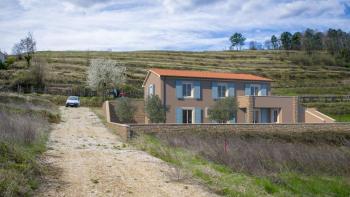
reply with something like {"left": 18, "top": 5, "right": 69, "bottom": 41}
{"left": 0, "top": 93, "right": 58, "bottom": 196}
{"left": 155, "top": 131, "right": 350, "bottom": 176}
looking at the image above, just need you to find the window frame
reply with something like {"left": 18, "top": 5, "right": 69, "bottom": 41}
{"left": 250, "top": 84, "right": 261, "bottom": 96}
{"left": 217, "top": 82, "right": 228, "bottom": 98}
{"left": 148, "top": 84, "right": 155, "bottom": 96}
{"left": 182, "top": 107, "right": 195, "bottom": 124}
{"left": 182, "top": 81, "right": 194, "bottom": 98}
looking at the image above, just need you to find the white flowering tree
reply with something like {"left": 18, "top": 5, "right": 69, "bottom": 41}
{"left": 87, "top": 59, "right": 126, "bottom": 100}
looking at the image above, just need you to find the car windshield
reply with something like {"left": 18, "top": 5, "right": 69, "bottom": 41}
{"left": 68, "top": 96, "right": 79, "bottom": 100}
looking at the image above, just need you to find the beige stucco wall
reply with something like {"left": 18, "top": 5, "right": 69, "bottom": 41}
{"left": 253, "top": 96, "right": 297, "bottom": 123}
{"left": 143, "top": 73, "right": 304, "bottom": 124}
{"left": 163, "top": 77, "right": 271, "bottom": 123}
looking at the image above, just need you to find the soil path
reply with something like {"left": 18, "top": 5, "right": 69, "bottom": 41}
{"left": 39, "top": 107, "right": 215, "bottom": 197}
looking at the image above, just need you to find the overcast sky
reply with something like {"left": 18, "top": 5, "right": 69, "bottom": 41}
{"left": 1, "top": 0, "right": 349, "bottom": 52}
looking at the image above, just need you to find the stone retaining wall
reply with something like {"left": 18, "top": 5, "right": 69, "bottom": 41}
{"left": 128, "top": 123, "right": 350, "bottom": 137}
{"left": 102, "top": 101, "right": 350, "bottom": 141}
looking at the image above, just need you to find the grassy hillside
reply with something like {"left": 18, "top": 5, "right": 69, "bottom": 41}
{"left": 0, "top": 93, "right": 59, "bottom": 196}
{"left": 1, "top": 50, "right": 350, "bottom": 96}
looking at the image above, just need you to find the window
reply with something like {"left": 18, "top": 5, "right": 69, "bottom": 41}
{"left": 250, "top": 84, "right": 260, "bottom": 96}
{"left": 182, "top": 82, "right": 193, "bottom": 98}
{"left": 182, "top": 109, "right": 193, "bottom": 124}
{"left": 217, "top": 83, "right": 227, "bottom": 98}
{"left": 148, "top": 84, "right": 154, "bottom": 96}
{"left": 271, "top": 109, "right": 279, "bottom": 123}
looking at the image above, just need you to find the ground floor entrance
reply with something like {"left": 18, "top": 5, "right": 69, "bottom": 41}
{"left": 251, "top": 108, "right": 280, "bottom": 123}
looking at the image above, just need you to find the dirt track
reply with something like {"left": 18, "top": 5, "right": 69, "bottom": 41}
{"left": 39, "top": 107, "right": 214, "bottom": 197}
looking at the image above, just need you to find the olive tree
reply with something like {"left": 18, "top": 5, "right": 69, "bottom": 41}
{"left": 115, "top": 97, "right": 136, "bottom": 123}
{"left": 87, "top": 59, "right": 126, "bottom": 100}
{"left": 208, "top": 97, "right": 238, "bottom": 123}
{"left": 145, "top": 95, "right": 166, "bottom": 123}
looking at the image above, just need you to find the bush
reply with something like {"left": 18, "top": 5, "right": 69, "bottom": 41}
{"left": 114, "top": 97, "right": 136, "bottom": 123}
{"left": 5, "top": 56, "right": 16, "bottom": 67}
{"left": 289, "top": 53, "right": 312, "bottom": 66}
{"left": 145, "top": 95, "right": 166, "bottom": 123}
{"left": 0, "top": 61, "right": 8, "bottom": 70}
{"left": 208, "top": 97, "right": 238, "bottom": 123}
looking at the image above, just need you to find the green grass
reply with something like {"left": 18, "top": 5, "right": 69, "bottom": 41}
{"left": 132, "top": 134, "right": 350, "bottom": 197}
{"left": 329, "top": 114, "right": 350, "bottom": 122}
{"left": 0, "top": 136, "right": 48, "bottom": 197}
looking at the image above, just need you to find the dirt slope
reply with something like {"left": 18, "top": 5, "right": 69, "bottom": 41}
{"left": 39, "top": 107, "right": 215, "bottom": 197}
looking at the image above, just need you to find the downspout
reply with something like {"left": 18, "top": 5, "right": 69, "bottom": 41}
{"left": 163, "top": 77, "right": 166, "bottom": 122}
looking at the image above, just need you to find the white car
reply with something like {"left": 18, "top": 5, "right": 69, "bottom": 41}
{"left": 65, "top": 96, "right": 80, "bottom": 107}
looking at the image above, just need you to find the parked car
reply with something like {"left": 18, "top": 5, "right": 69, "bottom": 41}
{"left": 65, "top": 96, "right": 80, "bottom": 107}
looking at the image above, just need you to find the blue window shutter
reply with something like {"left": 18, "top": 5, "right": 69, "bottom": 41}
{"left": 245, "top": 84, "right": 251, "bottom": 96}
{"left": 176, "top": 80, "right": 183, "bottom": 99}
{"left": 261, "top": 84, "right": 267, "bottom": 96}
{"left": 228, "top": 83, "right": 235, "bottom": 97}
{"left": 195, "top": 108, "right": 202, "bottom": 123}
{"left": 261, "top": 109, "right": 269, "bottom": 123}
{"left": 194, "top": 81, "right": 201, "bottom": 99}
{"left": 176, "top": 108, "right": 182, "bottom": 123}
{"left": 212, "top": 82, "right": 218, "bottom": 99}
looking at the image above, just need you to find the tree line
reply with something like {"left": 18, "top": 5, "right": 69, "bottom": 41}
{"left": 230, "top": 28, "right": 350, "bottom": 62}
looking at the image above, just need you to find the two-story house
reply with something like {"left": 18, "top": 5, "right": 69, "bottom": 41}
{"left": 142, "top": 68, "right": 334, "bottom": 124}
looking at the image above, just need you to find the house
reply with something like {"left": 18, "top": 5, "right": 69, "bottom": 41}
{"left": 0, "top": 52, "right": 5, "bottom": 63}
{"left": 142, "top": 68, "right": 334, "bottom": 124}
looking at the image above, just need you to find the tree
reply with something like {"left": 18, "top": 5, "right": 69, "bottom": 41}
{"left": 291, "top": 32, "right": 302, "bottom": 50}
{"left": 280, "top": 32, "right": 292, "bottom": 50}
{"left": 208, "top": 97, "right": 238, "bottom": 123}
{"left": 271, "top": 35, "right": 279, "bottom": 49}
{"left": 313, "top": 32, "right": 324, "bottom": 50}
{"left": 87, "top": 59, "right": 126, "bottom": 100}
{"left": 13, "top": 32, "right": 36, "bottom": 67}
{"left": 249, "top": 41, "right": 257, "bottom": 50}
{"left": 230, "top": 33, "right": 246, "bottom": 50}
{"left": 115, "top": 97, "right": 136, "bottom": 123}
{"left": 145, "top": 95, "right": 166, "bottom": 123}
{"left": 30, "top": 58, "right": 48, "bottom": 90}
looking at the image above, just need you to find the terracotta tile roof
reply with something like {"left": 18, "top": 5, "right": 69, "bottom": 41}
{"left": 150, "top": 68, "right": 272, "bottom": 82}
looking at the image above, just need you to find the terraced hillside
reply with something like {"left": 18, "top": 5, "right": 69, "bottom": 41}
{"left": 1, "top": 50, "right": 350, "bottom": 96}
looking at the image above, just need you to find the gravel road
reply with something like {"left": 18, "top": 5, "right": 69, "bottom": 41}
{"left": 38, "top": 107, "right": 215, "bottom": 197}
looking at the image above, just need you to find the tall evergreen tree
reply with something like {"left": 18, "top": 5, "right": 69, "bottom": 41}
{"left": 271, "top": 35, "right": 279, "bottom": 49}
{"left": 280, "top": 32, "right": 293, "bottom": 50}
{"left": 291, "top": 32, "right": 302, "bottom": 50}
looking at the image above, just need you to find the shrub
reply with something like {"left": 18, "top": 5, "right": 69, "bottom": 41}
{"left": 289, "top": 53, "right": 312, "bottom": 66}
{"left": 208, "top": 97, "right": 238, "bottom": 123}
{"left": 5, "top": 56, "right": 16, "bottom": 67}
{"left": 114, "top": 97, "right": 136, "bottom": 123}
{"left": 145, "top": 95, "right": 166, "bottom": 123}
{"left": 0, "top": 61, "right": 8, "bottom": 70}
